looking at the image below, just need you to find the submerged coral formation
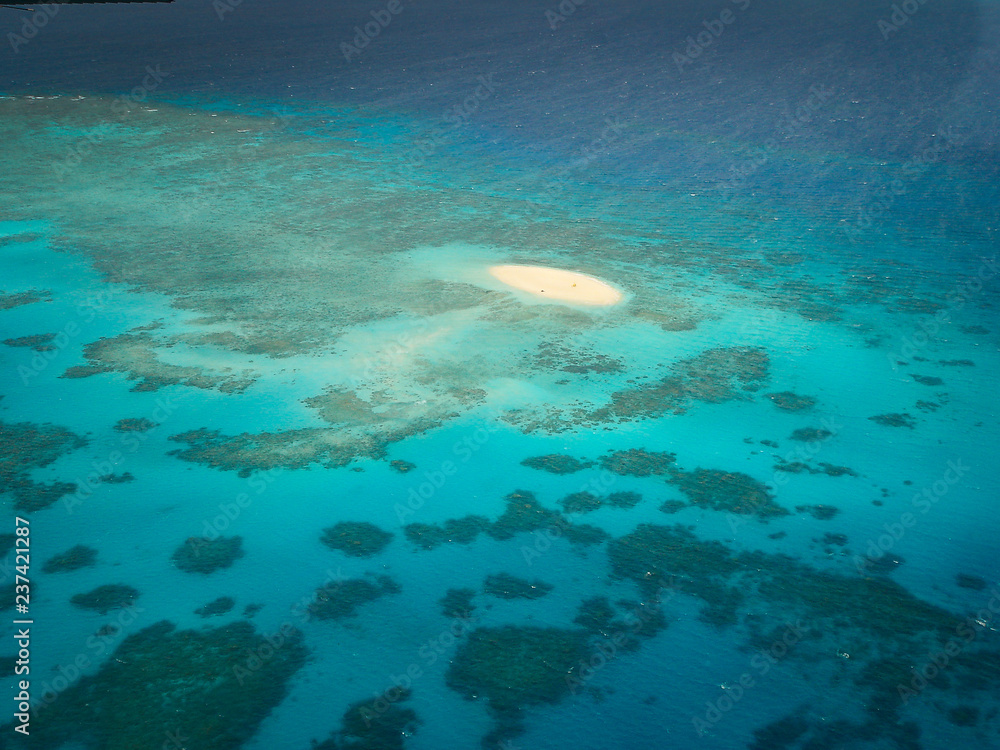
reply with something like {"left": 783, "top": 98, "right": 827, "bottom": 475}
{"left": 600, "top": 448, "right": 676, "bottom": 477}
{"left": 195, "top": 596, "right": 236, "bottom": 617}
{"left": 306, "top": 575, "right": 401, "bottom": 620}
{"left": 70, "top": 584, "right": 140, "bottom": 614}
{"left": 869, "top": 413, "right": 917, "bottom": 428}
{"left": 320, "top": 521, "right": 393, "bottom": 557}
{"left": 440, "top": 588, "right": 477, "bottom": 619}
{"left": 590, "top": 346, "right": 770, "bottom": 421}
{"left": 171, "top": 536, "right": 245, "bottom": 574}
{"left": 42, "top": 544, "right": 98, "bottom": 573}
{"left": 483, "top": 573, "right": 553, "bottom": 600}
{"left": 26, "top": 620, "right": 308, "bottom": 749}
{"left": 0, "top": 420, "right": 86, "bottom": 512}
{"left": 766, "top": 391, "right": 816, "bottom": 411}
{"left": 520, "top": 454, "right": 593, "bottom": 474}
{"left": 667, "top": 468, "right": 788, "bottom": 519}
{"left": 404, "top": 491, "right": 608, "bottom": 551}
{"left": 446, "top": 625, "right": 590, "bottom": 740}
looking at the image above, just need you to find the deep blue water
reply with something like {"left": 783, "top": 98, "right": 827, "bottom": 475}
{"left": 1, "top": 1, "right": 999, "bottom": 749}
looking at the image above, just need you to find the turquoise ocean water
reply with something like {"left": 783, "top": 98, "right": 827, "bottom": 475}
{"left": 1, "top": 1, "right": 999, "bottom": 748}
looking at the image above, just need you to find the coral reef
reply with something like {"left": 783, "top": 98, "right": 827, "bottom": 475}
{"left": 520, "top": 454, "right": 593, "bottom": 474}
{"left": 789, "top": 427, "right": 832, "bottom": 442}
{"left": 195, "top": 596, "right": 236, "bottom": 617}
{"left": 558, "top": 491, "right": 602, "bottom": 514}
{"left": 483, "top": 573, "right": 552, "bottom": 600}
{"left": 2, "top": 333, "right": 56, "bottom": 351}
{"left": 60, "top": 330, "right": 256, "bottom": 393}
{"left": 0, "top": 289, "right": 51, "bottom": 310}
{"left": 0, "top": 420, "right": 86, "bottom": 511}
{"left": 606, "top": 491, "right": 642, "bottom": 508}
{"left": 911, "top": 374, "right": 944, "bottom": 386}
{"left": 320, "top": 521, "right": 393, "bottom": 557}
{"left": 403, "top": 516, "right": 491, "bottom": 550}
{"left": 336, "top": 689, "right": 420, "bottom": 750}
{"left": 26, "top": 620, "right": 307, "bottom": 750}
{"left": 766, "top": 391, "right": 816, "bottom": 411}
{"left": 390, "top": 459, "right": 416, "bottom": 473}
{"left": 42, "top": 544, "right": 98, "bottom": 573}
{"left": 446, "top": 625, "right": 590, "bottom": 726}
{"left": 795, "top": 504, "right": 839, "bottom": 520}
{"left": 667, "top": 468, "right": 788, "bottom": 519}
{"left": 113, "top": 417, "right": 158, "bottom": 432}
{"left": 307, "top": 576, "right": 401, "bottom": 620}
{"left": 440, "top": 588, "right": 477, "bottom": 619}
{"left": 868, "top": 413, "right": 916, "bottom": 428}
{"left": 70, "top": 584, "right": 140, "bottom": 614}
{"left": 171, "top": 536, "right": 245, "bottom": 574}
{"left": 956, "top": 573, "right": 987, "bottom": 591}
{"left": 589, "top": 347, "right": 770, "bottom": 422}
{"left": 599, "top": 448, "right": 676, "bottom": 477}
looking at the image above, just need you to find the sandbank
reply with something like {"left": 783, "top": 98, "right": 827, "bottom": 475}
{"left": 489, "top": 265, "right": 623, "bottom": 306}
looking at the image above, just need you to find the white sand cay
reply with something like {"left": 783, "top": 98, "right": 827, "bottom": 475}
{"left": 489, "top": 264, "right": 623, "bottom": 306}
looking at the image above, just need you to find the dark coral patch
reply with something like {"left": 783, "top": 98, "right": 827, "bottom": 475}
{"left": 70, "top": 584, "right": 140, "bottom": 614}
{"left": 766, "top": 391, "right": 816, "bottom": 411}
{"left": 447, "top": 625, "right": 590, "bottom": 715}
{"left": 27, "top": 620, "right": 307, "bottom": 749}
{"left": 558, "top": 491, "right": 602, "bottom": 514}
{"left": 520, "top": 454, "right": 593, "bottom": 474}
{"left": 171, "top": 536, "right": 244, "bottom": 574}
{"left": 113, "top": 417, "right": 159, "bottom": 432}
{"left": 320, "top": 521, "right": 393, "bottom": 557}
{"left": 911, "top": 374, "right": 944, "bottom": 386}
{"left": 337, "top": 689, "right": 420, "bottom": 750}
{"left": 403, "top": 516, "right": 491, "bottom": 550}
{"left": 869, "top": 413, "right": 916, "bottom": 428}
{"left": 440, "top": 588, "right": 477, "bottom": 619}
{"left": 667, "top": 468, "right": 787, "bottom": 519}
{"left": 483, "top": 573, "right": 552, "bottom": 600}
{"left": 43, "top": 544, "right": 98, "bottom": 573}
{"left": 789, "top": 427, "right": 833, "bottom": 442}
{"left": 600, "top": 448, "right": 676, "bottom": 477}
{"left": 195, "top": 596, "right": 236, "bottom": 617}
{"left": 307, "top": 576, "right": 400, "bottom": 620}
